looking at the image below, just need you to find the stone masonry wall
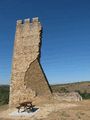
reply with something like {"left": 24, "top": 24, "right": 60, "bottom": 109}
{"left": 9, "top": 18, "right": 52, "bottom": 107}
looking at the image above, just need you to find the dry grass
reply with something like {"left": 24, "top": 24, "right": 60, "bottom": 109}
{"left": 0, "top": 100, "right": 90, "bottom": 120}
{"left": 43, "top": 100, "right": 90, "bottom": 120}
{"left": 0, "top": 104, "right": 8, "bottom": 112}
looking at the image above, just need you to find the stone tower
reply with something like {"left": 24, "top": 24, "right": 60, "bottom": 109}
{"left": 9, "top": 17, "right": 52, "bottom": 107}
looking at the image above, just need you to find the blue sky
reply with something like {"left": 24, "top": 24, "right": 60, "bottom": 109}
{"left": 0, "top": 0, "right": 90, "bottom": 84}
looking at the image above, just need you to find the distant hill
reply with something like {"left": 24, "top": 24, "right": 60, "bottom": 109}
{"left": 0, "top": 81, "right": 90, "bottom": 105}
{"left": 51, "top": 81, "right": 90, "bottom": 93}
{"left": 51, "top": 81, "right": 90, "bottom": 99}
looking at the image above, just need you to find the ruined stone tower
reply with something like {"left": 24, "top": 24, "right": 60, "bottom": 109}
{"left": 9, "top": 17, "right": 52, "bottom": 107}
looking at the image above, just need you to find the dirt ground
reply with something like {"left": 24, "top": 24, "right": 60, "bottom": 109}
{"left": 0, "top": 100, "right": 90, "bottom": 120}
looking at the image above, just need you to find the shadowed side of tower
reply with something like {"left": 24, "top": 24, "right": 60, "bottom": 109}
{"left": 9, "top": 17, "right": 52, "bottom": 107}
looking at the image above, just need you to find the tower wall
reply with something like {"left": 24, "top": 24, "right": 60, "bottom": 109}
{"left": 9, "top": 17, "right": 52, "bottom": 107}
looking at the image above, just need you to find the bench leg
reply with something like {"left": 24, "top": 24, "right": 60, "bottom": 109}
{"left": 18, "top": 108, "right": 20, "bottom": 113}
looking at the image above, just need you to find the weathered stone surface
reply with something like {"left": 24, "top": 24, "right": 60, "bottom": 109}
{"left": 25, "top": 59, "right": 51, "bottom": 96}
{"left": 9, "top": 17, "right": 52, "bottom": 107}
{"left": 53, "top": 92, "right": 82, "bottom": 102}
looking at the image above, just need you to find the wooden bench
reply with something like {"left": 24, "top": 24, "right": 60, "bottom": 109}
{"left": 16, "top": 101, "right": 34, "bottom": 113}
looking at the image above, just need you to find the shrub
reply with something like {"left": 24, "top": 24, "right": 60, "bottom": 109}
{"left": 0, "top": 86, "right": 9, "bottom": 106}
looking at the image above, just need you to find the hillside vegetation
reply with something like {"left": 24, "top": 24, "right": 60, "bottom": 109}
{"left": 51, "top": 81, "right": 90, "bottom": 99}
{"left": 0, "top": 85, "right": 9, "bottom": 106}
